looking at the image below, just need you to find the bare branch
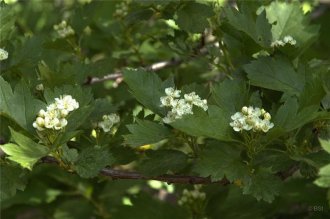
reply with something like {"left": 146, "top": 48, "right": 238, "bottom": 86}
{"left": 35, "top": 156, "right": 298, "bottom": 185}
{"left": 83, "top": 58, "right": 184, "bottom": 85}
{"left": 83, "top": 35, "right": 212, "bottom": 85}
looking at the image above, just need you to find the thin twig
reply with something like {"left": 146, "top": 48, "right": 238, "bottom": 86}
{"left": 83, "top": 36, "right": 212, "bottom": 86}
{"left": 83, "top": 58, "right": 184, "bottom": 85}
{"left": 36, "top": 156, "right": 298, "bottom": 185}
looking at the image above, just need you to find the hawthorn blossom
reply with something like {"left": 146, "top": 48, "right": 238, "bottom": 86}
{"left": 33, "top": 95, "right": 79, "bottom": 131}
{"left": 160, "top": 87, "right": 208, "bottom": 123}
{"left": 178, "top": 185, "right": 206, "bottom": 206}
{"left": 53, "top": 20, "right": 75, "bottom": 38}
{"left": 230, "top": 106, "right": 274, "bottom": 133}
{"left": 98, "top": 113, "right": 120, "bottom": 132}
{"left": 0, "top": 48, "right": 8, "bottom": 61}
{"left": 271, "top": 35, "right": 296, "bottom": 48}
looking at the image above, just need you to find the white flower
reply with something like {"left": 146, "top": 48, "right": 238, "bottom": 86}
{"left": 98, "top": 113, "right": 120, "bottom": 132}
{"left": 38, "top": 109, "right": 47, "bottom": 117}
{"left": 184, "top": 92, "right": 208, "bottom": 111}
{"left": 171, "top": 99, "right": 193, "bottom": 117}
{"left": 165, "top": 87, "right": 181, "bottom": 98}
{"left": 160, "top": 96, "right": 174, "bottom": 107}
{"left": 33, "top": 117, "right": 45, "bottom": 131}
{"left": 283, "top": 35, "right": 293, "bottom": 43}
{"left": 55, "top": 95, "right": 79, "bottom": 112}
{"left": 44, "top": 117, "right": 60, "bottom": 129}
{"left": 53, "top": 20, "right": 75, "bottom": 38}
{"left": 271, "top": 40, "right": 284, "bottom": 47}
{"left": 178, "top": 185, "right": 206, "bottom": 206}
{"left": 0, "top": 48, "right": 8, "bottom": 61}
{"left": 259, "top": 120, "right": 274, "bottom": 133}
{"left": 33, "top": 94, "right": 79, "bottom": 131}
{"left": 283, "top": 35, "right": 296, "bottom": 45}
{"left": 60, "top": 109, "right": 69, "bottom": 118}
{"left": 160, "top": 87, "right": 208, "bottom": 123}
{"left": 230, "top": 106, "right": 274, "bottom": 133}
{"left": 163, "top": 111, "right": 176, "bottom": 123}
{"left": 271, "top": 35, "right": 296, "bottom": 48}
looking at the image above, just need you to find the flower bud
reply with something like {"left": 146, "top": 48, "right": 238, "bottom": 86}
{"left": 264, "top": 112, "right": 271, "bottom": 120}
{"left": 61, "top": 109, "right": 69, "bottom": 117}
{"left": 36, "top": 117, "right": 45, "bottom": 126}
{"left": 39, "top": 110, "right": 46, "bottom": 117}
{"left": 241, "top": 106, "right": 248, "bottom": 114}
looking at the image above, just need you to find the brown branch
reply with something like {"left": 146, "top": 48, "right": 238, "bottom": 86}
{"left": 36, "top": 156, "right": 298, "bottom": 185}
{"left": 83, "top": 58, "right": 183, "bottom": 85}
{"left": 100, "top": 168, "right": 229, "bottom": 185}
{"left": 39, "top": 155, "right": 229, "bottom": 184}
{"left": 83, "top": 36, "right": 211, "bottom": 86}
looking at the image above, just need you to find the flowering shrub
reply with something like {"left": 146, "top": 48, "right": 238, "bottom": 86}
{"left": 0, "top": 0, "right": 330, "bottom": 218}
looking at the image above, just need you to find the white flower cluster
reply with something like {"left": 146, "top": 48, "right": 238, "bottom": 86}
{"left": 98, "top": 113, "right": 120, "bottom": 132}
{"left": 160, "top": 87, "right": 208, "bottom": 123}
{"left": 178, "top": 185, "right": 206, "bottom": 206}
{"left": 0, "top": 48, "right": 8, "bottom": 61}
{"left": 33, "top": 95, "right": 79, "bottom": 131}
{"left": 271, "top": 35, "right": 297, "bottom": 47}
{"left": 230, "top": 106, "right": 274, "bottom": 133}
{"left": 53, "top": 21, "right": 75, "bottom": 38}
{"left": 114, "top": 1, "right": 129, "bottom": 17}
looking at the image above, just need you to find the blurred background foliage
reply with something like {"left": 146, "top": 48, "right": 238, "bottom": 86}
{"left": 1, "top": 0, "right": 330, "bottom": 219}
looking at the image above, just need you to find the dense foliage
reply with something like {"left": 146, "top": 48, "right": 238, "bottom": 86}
{"left": 1, "top": 0, "right": 330, "bottom": 218}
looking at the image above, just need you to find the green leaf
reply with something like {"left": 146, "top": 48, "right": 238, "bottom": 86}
{"left": 0, "top": 77, "right": 46, "bottom": 132}
{"left": 274, "top": 97, "right": 319, "bottom": 132}
{"left": 123, "top": 68, "right": 174, "bottom": 115}
{"left": 315, "top": 139, "right": 330, "bottom": 188}
{"left": 124, "top": 119, "right": 171, "bottom": 148}
{"left": 254, "top": 150, "right": 293, "bottom": 173}
{"left": 75, "top": 146, "right": 114, "bottom": 178}
{"left": 314, "top": 164, "right": 330, "bottom": 188}
{"left": 0, "top": 5, "right": 16, "bottom": 43}
{"left": 171, "top": 106, "right": 233, "bottom": 142}
{"left": 65, "top": 106, "right": 93, "bottom": 131}
{"left": 10, "top": 36, "right": 43, "bottom": 69}
{"left": 319, "top": 138, "right": 330, "bottom": 154}
{"left": 211, "top": 79, "right": 247, "bottom": 114}
{"left": 299, "top": 76, "right": 326, "bottom": 108}
{"left": 138, "top": 149, "right": 188, "bottom": 176}
{"left": 0, "top": 128, "right": 49, "bottom": 170}
{"left": 53, "top": 130, "right": 82, "bottom": 147}
{"left": 1, "top": 179, "right": 62, "bottom": 207}
{"left": 89, "top": 98, "right": 118, "bottom": 123}
{"left": 176, "top": 2, "right": 214, "bottom": 33}
{"left": 61, "top": 144, "right": 78, "bottom": 164}
{"left": 194, "top": 141, "right": 248, "bottom": 181}
{"left": 244, "top": 56, "right": 304, "bottom": 95}
{"left": 0, "top": 164, "right": 27, "bottom": 201}
{"left": 224, "top": 5, "right": 272, "bottom": 47}
{"left": 265, "top": 1, "right": 319, "bottom": 48}
{"left": 242, "top": 167, "right": 281, "bottom": 203}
